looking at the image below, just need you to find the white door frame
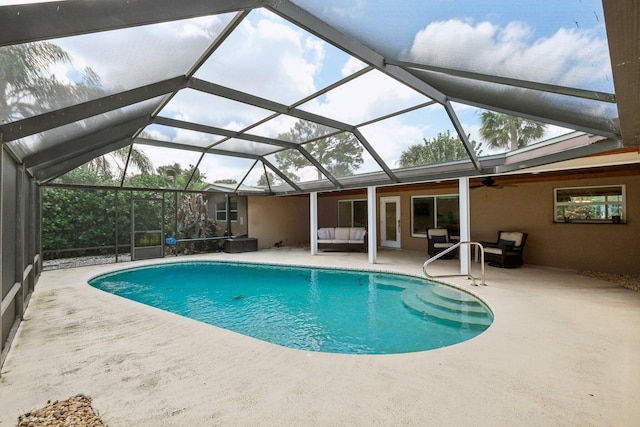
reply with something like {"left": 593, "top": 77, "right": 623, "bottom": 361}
{"left": 380, "top": 196, "right": 401, "bottom": 248}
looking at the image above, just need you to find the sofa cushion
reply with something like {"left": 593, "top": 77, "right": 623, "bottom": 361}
{"left": 334, "top": 227, "right": 350, "bottom": 240}
{"left": 317, "top": 228, "right": 331, "bottom": 240}
{"left": 349, "top": 227, "right": 366, "bottom": 240}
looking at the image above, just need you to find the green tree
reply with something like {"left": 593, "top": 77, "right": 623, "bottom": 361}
{"left": 479, "top": 111, "right": 546, "bottom": 151}
{"left": 127, "top": 163, "right": 207, "bottom": 189}
{"left": 0, "top": 41, "right": 145, "bottom": 183}
{"left": 53, "top": 166, "right": 116, "bottom": 186}
{"left": 398, "top": 130, "right": 483, "bottom": 168}
{"left": 275, "top": 121, "right": 364, "bottom": 180}
{"left": 257, "top": 171, "right": 275, "bottom": 187}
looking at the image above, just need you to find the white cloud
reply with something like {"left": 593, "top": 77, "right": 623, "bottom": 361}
{"left": 197, "top": 12, "right": 323, "bottom": 104}
{"left": 407, "top": 19, "right": 611, "bottom": 90}
{"left": 57, "top": 16, "right": 228, "bottom": 91}
{"left": 360, "top": 117, "right": 426, "bottom": 168}
{"left": 341, "top": 56, "right": 367, "bottom": 76}
{"left": 303, "top": 70, "right": 430, "bottom": 124}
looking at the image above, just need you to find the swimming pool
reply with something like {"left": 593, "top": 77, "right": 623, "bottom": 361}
{"left": 89, "top": 261, "right": 493, "bottom": 354}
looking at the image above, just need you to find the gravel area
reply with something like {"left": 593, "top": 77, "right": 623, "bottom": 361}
{"left": 579, "top": 270, "right": 640, "bottom": 292}
{"left": 43, "top": 254, "right": 131, "bottom": 271}
{"left": 18, "top": 395, "right": 105, "bottom": 427}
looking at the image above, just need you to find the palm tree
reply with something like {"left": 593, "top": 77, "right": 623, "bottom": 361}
{"left": 398, "top": 130, "right": 483, "bottom": 167}
{"left": 479, "top": 111, "right": 546, "bottom": 151}
{"left": 86, "top": 146, "right": 153, "bottom": 177}
{"left": 0, "top": 42, "right": 100, "bottom": 121}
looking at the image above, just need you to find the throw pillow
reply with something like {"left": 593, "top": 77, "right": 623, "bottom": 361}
{"left": 498, "top": 239, "right": 515, "bottom": 249}
{"left": 431, "top": 235, "right": 447, "bottom": 243}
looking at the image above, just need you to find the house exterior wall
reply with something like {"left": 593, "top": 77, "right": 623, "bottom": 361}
{"left": 316, "top": 191, "right": 367, "bottom": 228}
{"left": 248, "top": 195, "right": 309, "bottom": 249}
{"left": 205, "top": 194, "right": 249, "bottom": 237}
{"left": 379, "top": 187, "right": 460, "bottom": 253}
{"left": 470, "top": 174, "right": 640, "bottom": 274}
{"left": 247, "top": 170, "right": 639, "bottom": 275}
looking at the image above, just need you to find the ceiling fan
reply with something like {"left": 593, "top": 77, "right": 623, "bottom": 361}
{"left": 471, "top": 176, "right": 517, "bottom": 189}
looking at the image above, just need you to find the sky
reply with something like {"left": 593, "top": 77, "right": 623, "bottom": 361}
{"left": 3, "top": 0, "right": 614, "bottom": 186}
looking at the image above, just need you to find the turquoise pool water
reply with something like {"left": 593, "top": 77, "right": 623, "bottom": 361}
{"left": 89, "top": 261, "right": 493, "bottom": 354}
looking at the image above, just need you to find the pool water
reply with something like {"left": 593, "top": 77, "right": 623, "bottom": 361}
{"left": 89, "top": 261, "right": 493, "bottom": 354}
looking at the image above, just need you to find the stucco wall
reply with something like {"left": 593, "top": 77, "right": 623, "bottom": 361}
{"left": 248, "top": 195, "right": 309, "bottom": 249}
{"left": 247, "top": 172, "right": 639, "bottom": 274}
{"left": 469, "top": 174, "right": 640, "bottom": 274}
{"left": 316, "top": 191, "right": 367, "bottom": 228}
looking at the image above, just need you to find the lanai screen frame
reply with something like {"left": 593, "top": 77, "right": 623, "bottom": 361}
{"left": 0, "top": 0, "right": 634, "bottom": 196}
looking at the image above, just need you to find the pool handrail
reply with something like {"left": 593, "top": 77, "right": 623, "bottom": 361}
{"left": 423, "top": 241, "right": 486, "bottom": 286}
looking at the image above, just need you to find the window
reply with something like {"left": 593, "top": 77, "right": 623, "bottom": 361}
{"left": 338, "top": 199, "right": 367, "bottom": 227}
{"left": 411, "top": 195, "right": 459, "bottom": 237}
{"left": 215, "top": 201, "right": 238, "bottom": 222}
{"left": 554, "top": 185, "right": 625, "bottom": 223}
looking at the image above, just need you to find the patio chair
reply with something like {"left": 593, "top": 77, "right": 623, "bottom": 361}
{"left": 427, "top": 228, "right": 457, "bottom": 259}
{"left": 482, "top": 231, "right": 528, "bottom": 268}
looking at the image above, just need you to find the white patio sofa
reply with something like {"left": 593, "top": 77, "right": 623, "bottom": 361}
{"left": 317, "top": 227, "right": 367, "bottom": 252}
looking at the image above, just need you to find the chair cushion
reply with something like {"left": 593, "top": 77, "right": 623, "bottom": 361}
{"left": 428, "top": 229, "right": 448, "bottom": 238}
{"left": 434, "top": 242, "right": 454, "bottom": 248}
{"left": 484, "top": 247, "right": 503, "bottom": 255}
{"left": 500, "top": 232, "right": 523, "bottom": 246}
{"left": 431, "top": 235, "right": 447, "bottom": 243}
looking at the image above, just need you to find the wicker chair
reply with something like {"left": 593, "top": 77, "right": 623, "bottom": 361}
{"left": 427, "top": 228, "right": 457, "bottom": 259}
{"left": 482, "top": 231, "right": 528, "bottom": 268}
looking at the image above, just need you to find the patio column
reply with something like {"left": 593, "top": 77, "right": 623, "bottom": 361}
{"left": 459, "top": 177, "right": 471, "bottom": 275}
{"left": 367, "top": 186, "right": 377, "bottom": 264}
{"left": 310, "top": 191, "right": 318, "bottom": 255}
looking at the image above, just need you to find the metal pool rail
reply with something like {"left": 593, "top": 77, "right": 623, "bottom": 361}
{"left": 423, "top": 241, "right": 486, "bottom": 286}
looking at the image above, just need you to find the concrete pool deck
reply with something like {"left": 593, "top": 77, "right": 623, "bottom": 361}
{"left": 1, "top": 248, "right": 639, "bottom": 426}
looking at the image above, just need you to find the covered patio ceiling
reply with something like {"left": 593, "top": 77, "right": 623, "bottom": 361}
{"left": 1, "top": 0, "right": 638, "bottom": 194}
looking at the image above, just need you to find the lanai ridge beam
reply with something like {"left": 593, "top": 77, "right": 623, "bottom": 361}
{"left": 189, "top": 78, "right": 358, "bottom": 133}
{"left": 0, "top": 77, "right": 188, "bottom": 144}
{"left": 34, "top": 137, "right": 134, "bottom": 183}
{"left": 24, "top": 115, "right": 150, "bottom": 170}
{"left": 448, "top": 97, "right": 620, "bottom": 141}
{"left": 152, "top": 117, "right": 300, "bottom": 151}
{"left": 385, "top": 59, "right": 616, "bottom": 104}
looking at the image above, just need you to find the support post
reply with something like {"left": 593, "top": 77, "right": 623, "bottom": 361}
{"left": 459, "top": 177, "right": 471, "bottom": 275}
{"left": 15, "top": 165, "right": 25, "bottom": 318}
{"left": 367, "top": 186, "right": 377, "bottom": 263}
{"left": 310, "top": 192, "right": 318, "bottom": 255}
